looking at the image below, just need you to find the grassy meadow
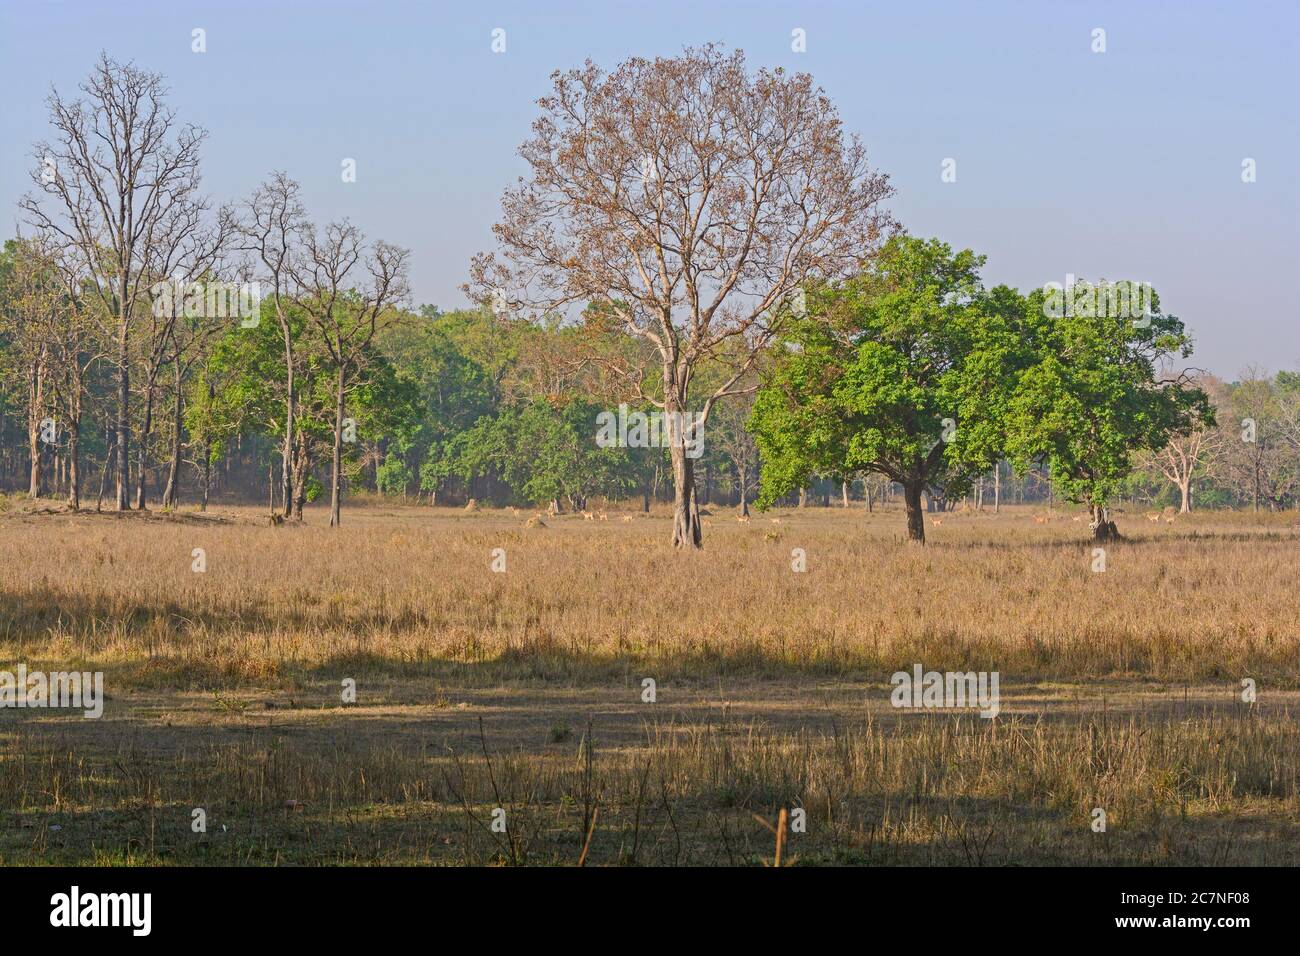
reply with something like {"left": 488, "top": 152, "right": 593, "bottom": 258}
{"left": 1, "top": 498, "right": 1296, "bottom": 865}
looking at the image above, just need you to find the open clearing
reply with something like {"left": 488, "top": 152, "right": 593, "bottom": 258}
{"left": 1, "top": 502, "right": 1296, "bottom": 865}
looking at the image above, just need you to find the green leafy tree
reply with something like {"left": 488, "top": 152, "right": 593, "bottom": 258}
{"left": 1006, "top": 280, "right": 1211, "bottom": 539}
{"left": 752, "top": 236, "right": 1025, "bottom": 543}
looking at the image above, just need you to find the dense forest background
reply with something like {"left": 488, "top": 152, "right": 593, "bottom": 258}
{"left": 3, "top": 282, "right": 1297, "bottom": 518}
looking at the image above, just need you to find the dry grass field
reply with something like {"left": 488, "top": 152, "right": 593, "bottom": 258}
{"left": 1, "top": 497, "right": 1296, "bottom": 865}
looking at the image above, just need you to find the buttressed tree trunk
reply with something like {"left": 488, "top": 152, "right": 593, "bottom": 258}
{"left": 671, "top": 445, "right": 701, "bottom": 549}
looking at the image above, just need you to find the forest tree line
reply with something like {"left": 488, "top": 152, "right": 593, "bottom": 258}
{"left": 2, "top": 51, "right": 1299, "bottom": 548}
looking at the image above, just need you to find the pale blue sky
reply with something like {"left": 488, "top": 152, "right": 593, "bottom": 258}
{"left": 2, "top": 0, "right": 1296, "bottom": 378}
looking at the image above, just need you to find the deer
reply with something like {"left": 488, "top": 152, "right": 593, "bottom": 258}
{"left": 620, "top": 515, "right": 634, "bottom": 523}
{"left": 931, "top": 518, "right": 943, "bottom": 527}
{"left": 598, "top": 512, "right": 608, "bottom": 521}
{"left": 1145, "top": 512, "right": 1161, "bottom": 523}
{"left": 736, "top": 515, "right": 751, "bottom": 523}
{"left": 581, "top": 511, "right": 595, "bottom": 521}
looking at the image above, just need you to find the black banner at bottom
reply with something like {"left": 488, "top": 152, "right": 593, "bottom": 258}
{"left": 1, "top": 865, "right": 1277, "bottom": 941}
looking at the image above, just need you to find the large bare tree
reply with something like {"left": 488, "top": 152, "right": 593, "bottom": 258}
{"left": 21, "top": 54, "right": 223, "bottom": 510}
{"left": 469, "top": 44, "right": 893, "bottom": 548}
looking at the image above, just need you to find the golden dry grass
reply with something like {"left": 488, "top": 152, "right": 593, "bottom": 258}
{"left": 0, "top": 499, "right": 1296, "bottom": 865}
{"left": 1, "top": 500, "right": 1297, "bottom": 687}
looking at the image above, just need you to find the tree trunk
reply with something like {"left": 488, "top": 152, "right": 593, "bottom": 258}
{"left": 903, "top": 480, "right": 926, "bottom": 544}
{"left": 201, "top": 439, "right": 211, "bottom": 512}
{"left": 27, "top": 415, "right": 41, "bottom": 499}
{"left": 993, "top": 463, "right": 1000, "bottom": 514}
{"left": 329, "top": 363, "right": 346, "bottom": 527}
{"left": 1178, "top": 480, "right": 1191, "bottom": 514}
{"left": 292, "top": 437, "right": 309, "bottom": 520}
{"left": 116, "top": 325, "right": 130, "bottom": 510}
{"left": 162, "top": 362, "right": 183, "bottom": 508}
{"left": 27, "top": 357, "right": 45, "bottom": 498}
{"left": 738, "top": 463, "right": 750, "bottom": 517}
{"left": 842, "top": 480, "right": 850, "bottom": 508}
{"left": 96, "top": 435, "right": 114, "bottom": 513}
{"left": 670, "top": 444, "right": 702, "bottom": 549}
{"left": 66, "top": 398, "right": 81, "bottom": 511}
{"left": 281, "top": 326, "right": 296, "bottom": 518}
{"left": 134, "top": 381, "right": 154, "bottom": 510}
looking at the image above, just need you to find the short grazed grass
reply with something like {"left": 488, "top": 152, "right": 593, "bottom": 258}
{"left": 0, "top": 500, "right": 1296, "bottom": 865}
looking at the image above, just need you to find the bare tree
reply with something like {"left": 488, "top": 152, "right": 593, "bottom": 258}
{"left": 710, "top": 383, "right": 759, "bottom": 516}
{"left": 289, "top": 221, "right": 409, "bottom": 526}
{"left": 237, "top": 173, "right": 307, "bottom": 518}
{"left": 469, "top": 45, "right": 893, "bottom": 548}
{"left": 21, "top": 54, "right": 221, "bottom": 510}
{"left": 1143, "top": 373, "right": 1223, "bottom": 513}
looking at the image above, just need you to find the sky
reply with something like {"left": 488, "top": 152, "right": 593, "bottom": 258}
{"left": 1, "top": 0, "right": 1296, "bottom": 379}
